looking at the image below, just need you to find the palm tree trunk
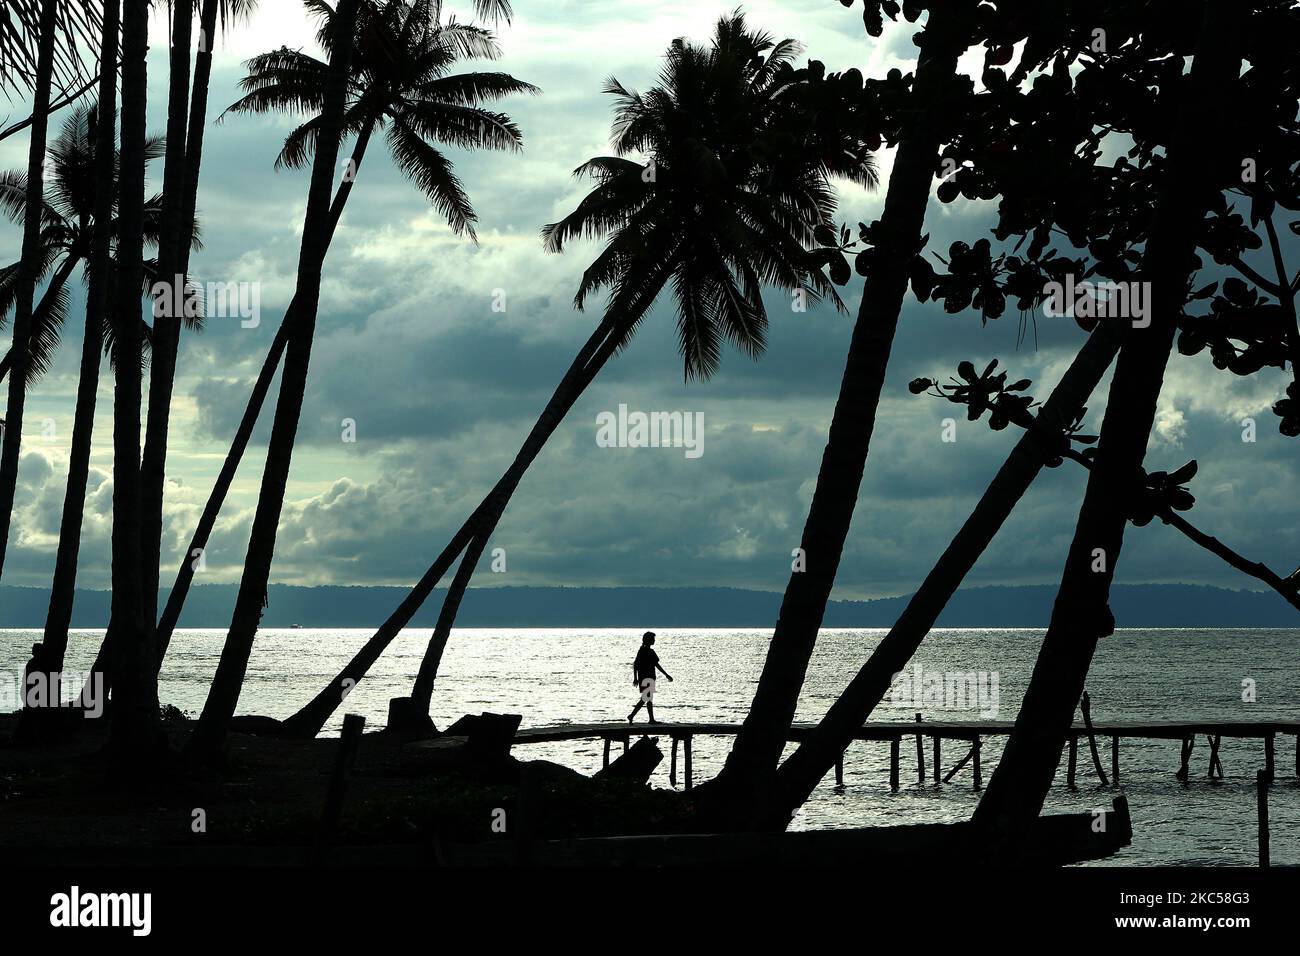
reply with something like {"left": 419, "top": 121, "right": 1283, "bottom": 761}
{"left": 707, "top": 6, "right": 971, "bottom": 805}
{"left": 172, "top": 0, "right": 216, "bottom": 295}
{"left": 762, "top": 325, "right": 1120, "bottom": 824}
{"left": 188, "top": 0, "right": 360, "bottom": 760}
{"left": 109, "top": 0, "right": 162, "bottom": 765}
{"left": 971, "top": 0, "right": 1242, "bottom": 838}
{"left": 0, "top": 0, "right": 59, "bottom": 580}
{"left": 408, "top": 540, "right": 479, "bottom": 713}
{"left": 183, "top": 0, "right": 219, "bottom": 230}
{"left": 154, "top": 112, "right": 379, "bottom": 666}
{"left": 43, "top": 6, "right": 121, "bottom": 672}
{"left": 405, "top": 318, "right": 621, "bottom": 716}
{"left": 139, "top": 0, "right": 194, "bottom": 629}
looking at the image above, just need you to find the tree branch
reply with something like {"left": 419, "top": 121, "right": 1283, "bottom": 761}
{"left": 1058, "top": 446, "right": 1300, "bottom": 611}
{"left": 0, "top": 72, "right": 99, "bottom": 144}
{"left": 1228, "top": 256, "right": 1281, "bottom": 298}
{"left": 1262, "top": 214, "right": 1300, "bottom": 370}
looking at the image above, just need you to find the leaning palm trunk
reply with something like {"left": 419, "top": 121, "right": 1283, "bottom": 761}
{"left": 0, "top": 0, "right": 59, "bottom": 580}
{"left": 108, "top": 0, "right": 161, "bottom": 763}
{"left": 287, "top": 262, "right": 680, "bottom": 739}
{"left": 188, "top": 0, "right": 360, "bottom": 760}
{"left": 138, "top": 0, "right": 195, "bottom": 628}
{"left": 405, "top": 316, "right": 625, "bottom": 717}
{"left": 154, "top": 114, "right": 379, "bottom": 666}
{"left": 407, "top": 537, "right": 479, "bottom": 714}
{"left": 283, "top": 313, "right": 626, "bottom": 738}
{"left": 42, "top": 0, "right": 122, "bottom": 669}
{"left": 708, "top": 8, "right": 970, "bottom": 805}
{"left": 972, "top": 0, "right": 1242, "bottom": 838}
{"left": 761, "top": 324, "right": 1121, "bottom": 824}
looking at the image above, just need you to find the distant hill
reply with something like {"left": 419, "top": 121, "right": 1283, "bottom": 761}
{"left": 1, "top": 582, "right": 1297, "bottom": 628}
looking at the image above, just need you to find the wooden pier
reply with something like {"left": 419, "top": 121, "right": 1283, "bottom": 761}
{"left": 511, "top": 717, "right": 1300, "bottom": 792}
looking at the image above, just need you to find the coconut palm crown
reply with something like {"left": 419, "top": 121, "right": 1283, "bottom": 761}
{"left": 543, "top": 11, "right": 879, "bottom": 380}
{"left": 222, "top": 0, "right": 537, "bottom": 240}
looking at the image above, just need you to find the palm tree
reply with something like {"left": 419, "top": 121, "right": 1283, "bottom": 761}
{"left": 108, "top": 0, "right": 159, "bottom": 764}
{"left": 284, "top": 11, "right": 879, "bottom": 737}
{"left": 763, "top": 325, "right": 1121, "bottom": 824}
{"left": 0, "top": 0, "right": 60, "bottom": 582}
{"left": 12, "top": 104, "right": 205, "bottom": 671}
{"left": 190, "top": 0, "right": 532, "bottom": 757}
{"left": 191, "top": 0, "right": 365, "bottom": 758}
{"left": 138, "top": 0, "right": 198, "bottom": 632}
{"left": 704, "top": 1, "right": 976, "bottom": 810}
{"left": 405, "top": 12, "right": 880, "bottom": 717}
{"left": 0, "top": 106, "right": 186, "bottom": 390}
{"left": 139, "top": 0, "right": 257, "bottom": 631}
{"left": 153, "top": 0, "right": 532, "bottom": 666}
{"left": 44, "top": 3, "right": 116, "bottom": 670}
{"left": 85, "top": 0, "right": 263, "bottom": 692}
{"left": 35, "top": 0, "right": 120, "bottom": 682}
{"left": 972, "top": 0, "right": 1245, "bottom": 841}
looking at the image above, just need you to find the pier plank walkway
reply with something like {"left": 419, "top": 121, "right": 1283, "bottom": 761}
{"left": 510, "top": 718, "right": 1300, "bottom": 791}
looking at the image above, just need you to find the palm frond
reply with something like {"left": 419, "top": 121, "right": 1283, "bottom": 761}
{"left": 224, "top": 0, "right": 533, "bottom": 247}
{"left": 220, "top": 49, "right": 332, "bottom": 122}
{"left": 673, "top": 258, "right": 723, "bottom": 381}
{"left": 398, "top": 101, "right": 525, "bottom": 152}
{"left": 386, "top": 118, "right": 476, "bottom": 239}
{"left": 414, "top": 71, "right": 539, "bottom": 106}
{"left": 23, "top": 275, "right": 71, "bottom": 385}
{"left": 541, "top": 158, "right": 650, "bottom": 254}
{"left": 275, "top": 113, "right": 327, "bottom": 170}
{"left": 0, "top": 0, "right": 103, "bottom": 96}
{"left": 547, "top": 10, "right": 874, "bottom": 375}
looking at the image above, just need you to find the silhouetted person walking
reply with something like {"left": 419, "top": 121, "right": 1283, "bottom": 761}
{"left": 628, "top": 631, "right": 672, "bottom": 723}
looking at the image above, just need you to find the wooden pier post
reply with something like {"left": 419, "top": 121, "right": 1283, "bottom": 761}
{"left": 933, "top": 737, "right": 941, "bottom": 785}
{"left": 972, "top": 736, "right": 982, "bottom": 790}
{"left": 602, "top": 736, "right": 611, "bottom": 769}
{"left": 1257, "top": 769, "right": 1270, "bottom": 868}
{"left": 889, "top": 737, "right": 900, "bottom": 792}
{"left": 1208, "top": 734, "right": 1223, "bottom": 779}
{"left": 1264, "top": 733, "right": 1275, "bottom": 783}
{"left": 835, "top": 749, "right": 845, "bottom": 787}
{"left": 1067, "top": 734, "right": 1078, "bottom": 789}
{"left": 1111, "top": 735, "right": 1120, "bottom": 785}
{"left": 1081, "top": 692, "right": 1109, "bottom": 786}
{"left": 318, "top": 713, "right": 365, "bottom": 847}
{"left": 622, "top": 734, "right": 629, "bottom": 755}
{"left": 914, "top": 713, "right": 925, "bottom": 784}
{"left": 670, "top": 735, "right": 679, "bottom": 788}
{"left": 684, "top": 734, "right": 693, "bottom": 791}
{"left": 1177, "top": 735, "right": 1193, "bottom": 782}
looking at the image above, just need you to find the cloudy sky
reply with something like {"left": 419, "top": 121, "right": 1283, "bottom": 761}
{"left": 1, "top": 0, "right": 1296, "bottom": 604}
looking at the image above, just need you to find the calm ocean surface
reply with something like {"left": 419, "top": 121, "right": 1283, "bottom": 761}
{"left": 4, "top": 626, "right": 1297, "bottom": 866}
